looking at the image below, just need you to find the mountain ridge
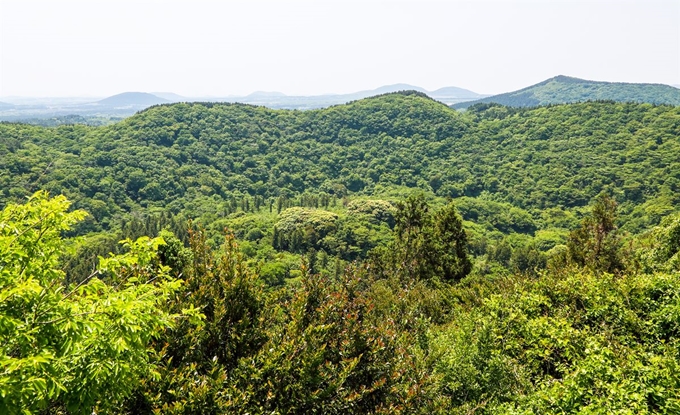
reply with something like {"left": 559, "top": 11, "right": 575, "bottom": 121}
{"left": 452, "top": 75, "right": 680, "bottom": 109}
{"left": 217, "top": 83, "right": 487, "bottom": 108}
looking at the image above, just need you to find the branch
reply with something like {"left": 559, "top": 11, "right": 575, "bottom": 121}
{"left": 63, "top": 269, "right": 101, "bottom": 300}
{"left": 32, "top": 269, "right": 100, "bottom": 323}
{"left": 7, "top": 207, "right": 62, "bottom": 249}
{"left": 36, "top": 310, "right": 102, "bottom": 326}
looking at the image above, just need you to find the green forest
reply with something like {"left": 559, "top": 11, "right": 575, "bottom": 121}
{"left": 2, "top": 92, "right": 680, "bottom": 414}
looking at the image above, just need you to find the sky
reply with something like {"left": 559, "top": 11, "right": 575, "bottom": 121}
{"left": 0, "top": 0, "right": 678, "bottom": 98}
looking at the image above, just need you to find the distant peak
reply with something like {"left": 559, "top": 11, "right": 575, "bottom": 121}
{"left": 246, "top": 91, "right": 287, "bottom": 98}
{"left": 371, "top": 84, "right": 427, "bottom": 94}
{"left": 97, "top": 92, "right": 169, "bottom": 106}
{"left": 361, "top": 90, "right": 436, "bottom": 102}
{"left": 452, "top": 75, "right": 680, "bottom": 109}
{"left": 151, "top": 92, "right": 186, "bottom": 101}
{"left": 552, "top": 74, "right": 580, "bottom": 81}
{"left": 538, "top": 75, "right": 588, "bottom": 85}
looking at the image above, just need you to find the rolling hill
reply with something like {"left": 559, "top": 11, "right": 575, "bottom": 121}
{"left": 3, "top": 93, "right": 680, "bottom": 413}
{"left": 0, "top": 91, "right": 680, "bottom": 415}
{"left": 1, "top": 92, "right": 678, "bottom": 237}
{"left": 452, "top": 75, "right": 680, "bottom": 109}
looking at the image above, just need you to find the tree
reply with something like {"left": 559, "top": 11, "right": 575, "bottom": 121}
{"left": 228, "top": 265, "right": 433, "bottom": 414}
{"left": 638, "top": 212, "right": 680, "bottom": 273}
{"left": 389, "top": 194, "right": 471, "bottom": 283}
{"left": 429, "top": 201, "right": 473, "bottom": 281}
{"left": 0, "top": 192, "right": 192, "bottom": 414}
{"left": 393, "top": 194, "right": 431, "bottom": 281}
{"left": 273, "top": 207, "right": 338, "bottom": 253}
{"left": 125, "top": 226, "right": 267, "bottom": 414}
{"left": 566, "top": 194, "right": 623, "bottom": 274}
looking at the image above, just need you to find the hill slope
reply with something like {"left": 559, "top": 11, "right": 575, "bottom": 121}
{"left": 1, "top": 92, "right": 678, "bottom": 236}
{"left": 453, "top": 75, "right": 680, "bottom": 109}
{"left": 3, "top": 93, "right": 680, "bottom": 415}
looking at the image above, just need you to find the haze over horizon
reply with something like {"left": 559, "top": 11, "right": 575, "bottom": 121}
{"left": 1, "top": 0, "right": 678, "bottom": 98}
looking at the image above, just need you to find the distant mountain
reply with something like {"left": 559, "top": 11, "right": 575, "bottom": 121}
{"left": 366, "top": 84, "right": 427, "bottom": 95}
{"left": 452, "top": 75, "right": 680, "bottom": 109}
{"left": 332, "top": 84, "right": 427, "bottom": 104}
{"left": 347, "top": 84, "right": 486, "bottom": 105}
{"left": 224, "top": 84, "right": 485, "bottom": 109}
{"left": 97, "top": 92, "right": 169, "bottom": 107}
{"left": 0, "top": 85, "right": 486, "bottom": 120}
{"left": 151, "top": 92, "right": 187, "bottom": 102}
{"left": 428, "top": 87, "right": 488, "bottom": 104}
{"left": 245, "top": 91, "right": 288, "bottom": 99}
{"left": 672, "top": 84, "right": 680, "bottom": 89}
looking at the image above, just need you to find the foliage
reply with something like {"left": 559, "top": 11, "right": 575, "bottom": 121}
{"left": 378, "top": 194, "right": 471, "bottom": 283}
{"left": 346, "top": 199, "right": 396, "bottom": 227}
{"left": 0, "top": 192, "right": 188, "bottom": 414}
{"left": 125, "top": 226, "right": 440, "bottom": 414}
{"left": 3, "top": 94, "right": 680, "bottom": 413}
{"left": 566, "top": 193, "right": 624, "bottom": 274}
{"left": 432, "top": 269, "right": 680, "bottom": 413}
{"left": 228, "top": 266, "right": 437, "bottom": 414}
{"left": 273, "top": 207, "right": 339, "bottom": 253}
{"left": 124, "top": 226, "right": 265, "bottom": 414}
{"left": 637, "top": 212, "right": 680, "bottom": 273}
{"left": 2, "top": 96, "right": 678, "bottom": 242}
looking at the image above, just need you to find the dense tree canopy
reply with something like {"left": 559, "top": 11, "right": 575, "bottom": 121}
{"left": 2, "top": 94, "right": 680, "bottom": 413}
{"left": 1, "top": 95, "right": 678, "bottom": 238}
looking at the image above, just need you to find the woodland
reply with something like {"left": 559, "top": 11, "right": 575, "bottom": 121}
{"left": 1, "top": 92, "right": 680, "bottom": 414}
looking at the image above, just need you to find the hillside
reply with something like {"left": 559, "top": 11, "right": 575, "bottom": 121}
{"left": 0, "top": 101, "right": 14, "bottom": 110}
{"left": 453, "top": 75, "right": 680, "bottom": 109}
{"left": 1, "top": 92, "right": 678, "bottom": 237}
{"left": 3, "top": 93, "right": 680, "bottom": 413}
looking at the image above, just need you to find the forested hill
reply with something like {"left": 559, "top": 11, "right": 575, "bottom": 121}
{"left": 4, "top": 91, "right": 680, "bottom": 414}
{"left": 452, "top": 75, "right": 680, "bottom": 109}
{"left": 1, "top": 92, "right": 679, "bottom": 235}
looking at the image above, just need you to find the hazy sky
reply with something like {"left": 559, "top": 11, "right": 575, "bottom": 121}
{"left": 1, "top": 0, "right": 678, "bottom": 97}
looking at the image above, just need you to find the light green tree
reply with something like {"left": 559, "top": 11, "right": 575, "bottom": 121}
{"left": 0, "top": 192, "right": 197, "bottom": 414}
